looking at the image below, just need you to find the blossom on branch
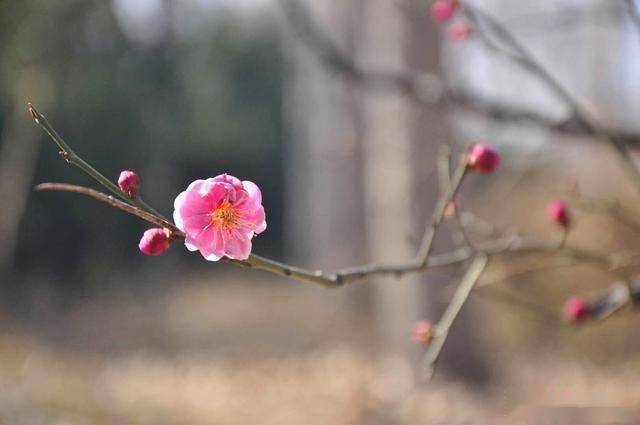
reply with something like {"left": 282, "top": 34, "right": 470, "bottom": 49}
{"left": 547, "top": 200, "right": 571, "bottom": 228}
{"left": 467, "top": 144, "right": 500, "bottom": 173}
{"left": 118, "top": 170, "right": 141, "bottom": 198}
{"left": 173, "top": 174, "right": 267, "bottom": 261}
{"left": 139, "top": 228, "right": 171, "bottom": 256}
{"left": 430, "top": 0, "right": 459, "bottom": 23}
{"left": 411, "top": 320, "right": 434, "bottom": 344}
{"left": 564, "top": 296, "right": 591, "bottom": 323}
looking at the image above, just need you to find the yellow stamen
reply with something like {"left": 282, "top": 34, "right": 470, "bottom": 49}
{"left": 211, "top": 201, "right": 238, "bottom": 229}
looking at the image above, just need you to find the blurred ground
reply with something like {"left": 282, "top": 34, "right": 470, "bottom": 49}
{"left": 1, "top": 271, "right": 639, "bottom": 424}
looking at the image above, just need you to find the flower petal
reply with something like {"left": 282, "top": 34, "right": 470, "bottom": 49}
{"left": 222, "top": 229, "right": 252, "bottom": 260}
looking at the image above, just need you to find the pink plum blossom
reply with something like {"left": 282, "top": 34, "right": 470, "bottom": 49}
{"left": 173, "top": 174, "right": 266, "bottom": 261}
{"left": 139, "top": 228, "right": 171, "bottom": 256}
{"left": 118, "top": 170, "right": 141, "bottom": 198}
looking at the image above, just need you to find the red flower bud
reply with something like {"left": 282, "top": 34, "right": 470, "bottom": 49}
{"left": 430, "top": 0, "right": 458, "bottom": 23}
{"left": 547, "top": 200, "right": 570, "bottom": 228}
{"left": 447, "top": 22, "right": 471, "bottom": 41}
{"left": 139, "top": 228, "right": 171, "bottom": 256}
{"left": 467, "top": 144, "right": 500, "bottom": 173}
{"left": 564, "top": 296, "right": 590, "bottom": 323}
{"left": 118, "top": 170, "right": 141, "bottom": 198}
{"left": 411, "top": 320, "right": 434, "bottom": 344}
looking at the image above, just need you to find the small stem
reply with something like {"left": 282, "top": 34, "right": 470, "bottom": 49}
{"left": 35, "top": 183, "right": 179, "bottom": 234}
{"left": 437, "top": 145, "right": 475, "bottom": 249}
{"left": 422, "top": 254, "right": 488, "bottom": 381}
{"left": 28, "top": 103, "right": 165, "bottom": 219}
{"left": 418, "top": 157, "right": 469, "bottom": 266}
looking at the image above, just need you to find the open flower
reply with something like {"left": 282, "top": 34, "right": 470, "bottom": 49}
{"left": 173, "top": 174, "right": 266, "bottom": 261}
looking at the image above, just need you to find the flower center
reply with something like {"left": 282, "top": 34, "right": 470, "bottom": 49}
{"left": 211, "top": 201, "right": 238, "bottom": 229}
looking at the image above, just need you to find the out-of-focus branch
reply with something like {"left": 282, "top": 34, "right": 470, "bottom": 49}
{"left": 417, "top": 156, "right": 469, "bottom": 266}
{"left": 438, "top": 146, "right": 475, "bottom": 248}
{"left": 422, "top": 254, "right": 488, "bottom": 381}
{"left": 623, "top": 0, "right": 640, "bottom": 38}
{"left": 572, "top": 279, "right": 639, "bottom": 323}
{"left": 463, "top": 3, "right": 640, "bottom": 196}
{"left": 568, "top": 189, "right": 640, "bottom": 234}
{"left": 278, "top": 0, "right": 640, "bottom": 147}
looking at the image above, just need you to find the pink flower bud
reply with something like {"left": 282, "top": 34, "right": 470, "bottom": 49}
{"left": 564, "top": 296, "right": 590, "bottom": 323}
{"left": 139, "top": 228, "right": 171, "bottom": 256}
{"left": 467, "top": 144, "right": 500, "bottom": 173}
{"left": 430, "top": 0, "right": 458, "bottom": 23}
{"left": 547, "top": 200, "right": 570, "bottom": 228}
{"left": 411, "top": 320, "right": 434, "bottom": 344}
{"left": 118, "top": 170, "right": 141, "bottom": 198}
{"left": 447, "top": 22, "right": 471, "bottom": 41}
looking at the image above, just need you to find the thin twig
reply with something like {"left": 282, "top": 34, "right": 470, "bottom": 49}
{"left": 28, "top": 103, "right": 165, "bottom": 219}
{"left": 278, "top": 0, "right": 640, "bottom": 147}
{"left": 418, "top": 158, "right": 469, "bottom": 265}
{"left": 568, "top": 190, "right": 640, "bottom": 234}
{"left": 623, "top": 0, "right": 640, "bottom": 39}
{"left": 33, "top": 182, "right": 616, "bottom": 289}
{"left": 35, "top": 183, "right": 180, "bottom": 235}
{"left": 437, "top": 145, "right": 475, "bottom": 248}
{"left": 463, "top": 4, "right": 640, "bottom": 197}
{"left": 473, "top": 285, "right": 562, "bottom": 325}
{"left": 422, "top": 254, "right": 489, "bottom": 381}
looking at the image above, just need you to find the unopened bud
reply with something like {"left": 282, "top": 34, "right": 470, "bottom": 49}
{"left": 118, "top": 170, "right": 141, "bottom": 198}
{"left": 139, "top": 228, "right": 171, "bottom": 256}
{"left": 467, "top": 144, "right": 500, "bottom": 173}
{"left": 547, "top": 200, "right": 570, "bottom": 228}
{"left": 564, "top": 296, "right": 590, "bottom": 323}
{"left": 411, "top": 320, "right": 434, "bottom": 344}
{"left": 430, "top": 0, "right": 459, "bottom": 23}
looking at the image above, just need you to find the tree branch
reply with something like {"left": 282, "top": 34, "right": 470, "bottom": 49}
{"left": 422, "top": 254, "right": 488, "bottom": 381}
{"left": 463, "top": 3, "right": 640, "bottom": 196}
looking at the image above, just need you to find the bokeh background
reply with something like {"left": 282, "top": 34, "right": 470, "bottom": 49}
{"left": 1, "top": 0, "right": 640, "bottom": 423}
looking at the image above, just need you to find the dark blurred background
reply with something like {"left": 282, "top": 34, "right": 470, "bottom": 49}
{"left": 1, "top": 0, "right": 285, "bottom": 299}
{"left": 1, "top": 0, "right": 640, "bottom": 423}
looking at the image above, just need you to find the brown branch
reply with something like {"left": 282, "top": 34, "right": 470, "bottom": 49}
{"left": 463, "top": 3, "right": 640, "bottom": 195}
{"left": 34, "top": 183, "right": 183, "bottom": 237}
{"left": 278, "top": 0, "right": 640, "bottom": 147}
{"left": 422, "top": 254, "right": 488, "bottom": 381}
{"left": 34, "top": 182, "right": 618, "bottom": 290}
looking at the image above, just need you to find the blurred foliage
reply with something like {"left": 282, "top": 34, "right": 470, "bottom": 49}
{"left": 0, "top": 0, "right": 284, "bottom": 300}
